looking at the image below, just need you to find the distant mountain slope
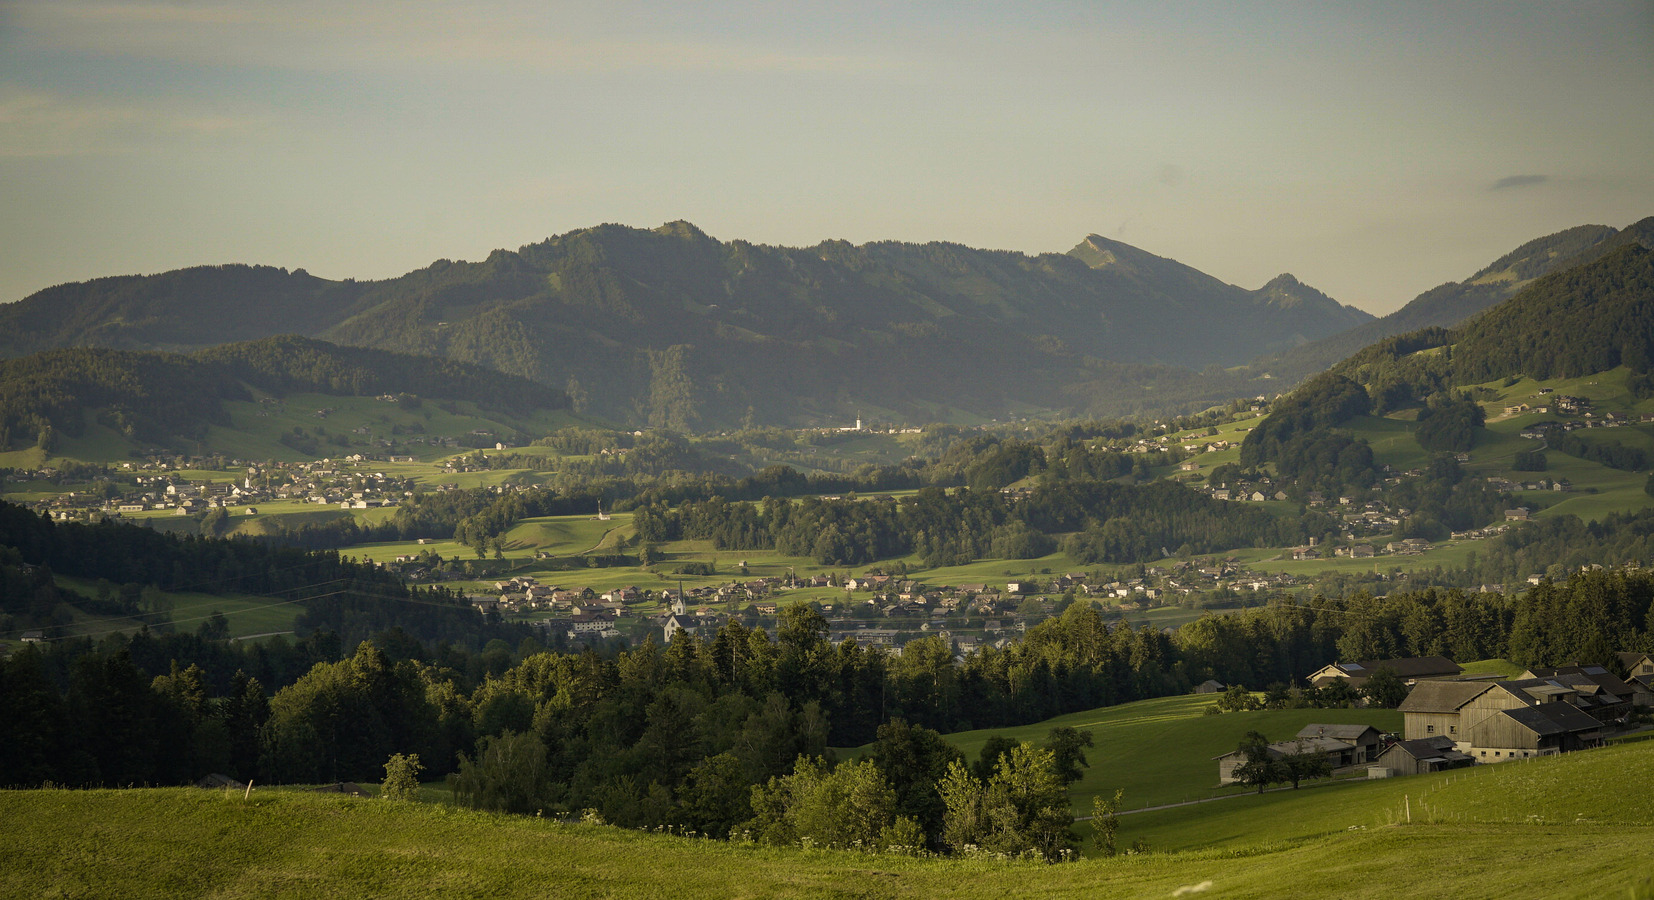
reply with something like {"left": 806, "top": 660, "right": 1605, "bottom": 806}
{"left": 0, "top": 223, "right": 1371, "bottom": 428}
{"left": 1239, "top": 243, "right": 1654, "bottom": 505}
{"left": 0, "top": 265, "right": 370, "bottom": 355}
{"left": 1329, "top": 243, "right": 1654, "bottom": 404}
{"left": 1247, "top": 220, "right": 1652, "bottom": 383}
{"left": 0, "top": 336, "right": 567, "bottom": 452}
{"left": 1066, "top": 235, "right": 1372, "bottom": 353}
{"left": 1450, "top": 243, "right": 1654, "bottom": 383}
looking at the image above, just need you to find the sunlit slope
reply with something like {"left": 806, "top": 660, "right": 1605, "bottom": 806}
{"left": 3, "top": 738, "right": 1650, "bottom": 900}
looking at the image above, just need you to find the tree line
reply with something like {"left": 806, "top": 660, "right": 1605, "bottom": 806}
{"left": 6, "top": 568, "right": 1651, "bottom": 856}
{"left": 635, "top": 479, "right": 1324, "bottom": 567}
{"left": 0, "top": 501, "right": 517, "bottom": 649}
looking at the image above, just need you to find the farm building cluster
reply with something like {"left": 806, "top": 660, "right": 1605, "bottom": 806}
{"left": 1214, "top": 653, "right": 1654, "bottom": 784}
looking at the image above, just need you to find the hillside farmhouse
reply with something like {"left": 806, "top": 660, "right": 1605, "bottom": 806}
{"left": 1397, "top": 677, "right": 1608, "bottom": 763}
{"left": 1308, "top": 656, "right": 1463, "bottom": 690}
{"left": 1373, "top": 736, "right": 1475, "bottom": 777}
{"left": 1618, "top": 653, "right": 1654, "bottom": 706}
{"left": 1213, "top": 723, "right": 1385, "bottom": 784}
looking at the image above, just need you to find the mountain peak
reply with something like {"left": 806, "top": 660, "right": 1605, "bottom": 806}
{"left": 1250, "top": 273, "right": 1370, "bottom": 328}
{"left": 1067, "top": 233, "right": 1169, "bottom": 272}
{"left": 654, "top": 220, "right": 712, "bottom": 242}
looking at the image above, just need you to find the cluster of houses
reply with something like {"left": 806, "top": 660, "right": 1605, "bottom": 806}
{"left": 1215, "top": 652, "right": 1653, "bottom": 785}
{"left": 461, "top": 577, "right": 785, "bottom": 644}
{"left": 473, "top": 571, "right": 1178, "bottom": 649}
{"left": 1288, "top": 537, "right": 1442, "bottom": 562}
{"left": 1505, "top": 389, "right": 1622, "bottom": 424}
{"left": 1511, "top": 393, "right": 1649, "bottom": 437}
{"left": 111, "top": 477, "right": 257, "bottom": 516}
{"left": 447, "top": 554, "right": 1322, "bottom": 652}
{"left": 471, "top": 577, "right": 636, "bottom": 613}
{"left": 21, "top": 457, "right": 427, "bottom": 521}
{"left": 487, "top": 565, "right": 1310, "bottom": 650}
{"left": 1486, "top": 476, "right": 1573, "bottom": 495}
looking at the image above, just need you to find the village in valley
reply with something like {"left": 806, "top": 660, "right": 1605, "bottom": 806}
{"left": 7, "top": 4, "right": 1654, "bottom": 895}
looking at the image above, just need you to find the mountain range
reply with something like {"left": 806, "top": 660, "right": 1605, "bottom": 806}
{"left": 3, "top": 217, "right": 1648, "bottom": 430}
{"left": 0, "top": 224, "right": 1370, "bottom": 428}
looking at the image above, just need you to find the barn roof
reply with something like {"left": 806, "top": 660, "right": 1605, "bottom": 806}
{"left": 1356, "top": 656, "right": 1464, "bottom": 679}
{"left": 1296, "top": 723, "right": 1382, "bottom": 742}
{"left": 1398, "top": 680, "right": 1491, "bottom": 714}
{"left": 1499, "top": 703, "right": 1602, "bottom": 736}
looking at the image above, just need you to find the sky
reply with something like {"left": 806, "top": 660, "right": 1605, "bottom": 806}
{"left": 2, "top": 1, "right": 1652, "bottom": 314}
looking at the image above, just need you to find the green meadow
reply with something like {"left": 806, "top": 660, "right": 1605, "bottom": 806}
{"left": 50, "top": 576, "right": 302, "bottom": 640}
{"left": 1455, "top": 657, "right": 1526, "bottom": 679}
{"left": 204, "top": 393, "right": 582, "bottom": 463}
{"left": 875, "top": 694, "right": 1403, "bottom": 814}
{"left": 1115, "top": 736, "right": 1654, "bottom": 856}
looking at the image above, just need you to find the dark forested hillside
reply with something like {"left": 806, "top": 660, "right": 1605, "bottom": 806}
{"left": 11, "top": 218, "right": 1649, "bottom": 428}
{"left": 0, "top": 337, "right": 567, "bottom": 452}
{"left": 0, "top": 223, "right": 1372, "bottom": 428}
{"left": 197, "top": 336, "right": 567, "bottom": 415}
{"left": 0, "top": 348, "right": 243, "bottom": 450}
{"left": 1330, "top": 244, "right": 1654, "bottom": 406}
{"left": 1244, "top": 221, "right": 1651, "bottom": 384}
{"left": 0, "top": 265, "right": 369, "bottom": 355}
{"left": 1450, "top": 244, "right": 1654, "bottom": 383}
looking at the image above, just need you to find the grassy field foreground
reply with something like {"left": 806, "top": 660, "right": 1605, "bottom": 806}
{"left": 4, "top": 740, "right": 1653, "bottom": 899}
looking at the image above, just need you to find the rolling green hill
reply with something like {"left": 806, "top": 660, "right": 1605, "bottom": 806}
{"left": 1241, "top": 245, "right": 1654, "bottom": 506}
{"left": 2, "top": 737, "right": 1649, "bottom": 899}
{"left": 1117, "top": 735, "right": 1654, "bottom": 855}
{"left": 1328, "top": 244, "right": 1654, "bottom": 412}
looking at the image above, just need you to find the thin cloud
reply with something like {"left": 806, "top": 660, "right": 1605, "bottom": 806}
{"left": 0, "top": 90, "right": 268, "bottom": 158}
{"left": 14, "top": 2, "right": 892, "bottom": 76}
{"left": 1490, "top": 174, "right": 1547, "bottom": 191}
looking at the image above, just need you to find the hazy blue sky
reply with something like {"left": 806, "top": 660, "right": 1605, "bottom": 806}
{"left": 2, "top": 1, "right": 1651, "bottom": 313}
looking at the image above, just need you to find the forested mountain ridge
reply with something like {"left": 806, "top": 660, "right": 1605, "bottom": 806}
{"left": 0, "top": 336, "right": 568, "bottom": 451}
{"left": 1330, "top": 243, "right": 1654, "bottom": 403}
{"left": 0, "top": 265, "right": 368, "bottom": 355}
{"left": 1067, "top": 234, "right": 1369, "bottom": 338}
{"left": 0, "top": 222, "right": 1371, "bottom": 428}
{"left": 1243, "top": 219, "right": 1654, "bottom": 385}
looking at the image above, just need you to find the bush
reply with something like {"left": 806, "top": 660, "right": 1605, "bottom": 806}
{"left": 381, "top": 752, "right": 423, "bottom": 801}
{"left": 746, "top": 756, "right": 899, "bottom": 851}
{"left": 449, "top": 731, "right": 555, "bottom": 814}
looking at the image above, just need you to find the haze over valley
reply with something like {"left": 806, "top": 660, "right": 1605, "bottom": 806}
{"left": 3, "top": 3, "right": 1653, "bottom": 898}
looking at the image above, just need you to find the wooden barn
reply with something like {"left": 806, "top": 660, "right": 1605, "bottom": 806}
{"left": 1373, "top": 736, "right": 1475, "bottom": 777}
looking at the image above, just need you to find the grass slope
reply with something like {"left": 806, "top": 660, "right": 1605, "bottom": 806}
{"left": 1116, "top": 736, "right": 1654, "bottom": 857}
{"left": 930, "top": 695, "right": 1401, "bottom": 813}
{"left": 4, "top": 739, "right": 1651, "bottom": 900}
